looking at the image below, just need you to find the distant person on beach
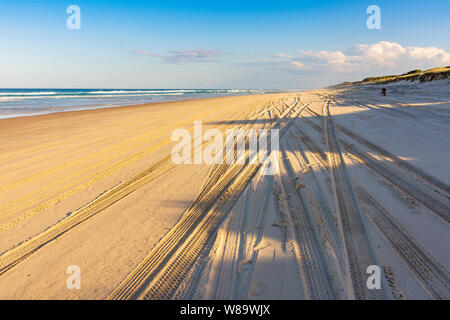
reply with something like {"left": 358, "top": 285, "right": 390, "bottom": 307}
{"left": 382, "top": 88, "right": 387, "bottom": 96}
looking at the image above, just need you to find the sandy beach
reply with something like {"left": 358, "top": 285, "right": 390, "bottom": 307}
{"left": 0, "top": 85, "right": 449, "bottom": 300}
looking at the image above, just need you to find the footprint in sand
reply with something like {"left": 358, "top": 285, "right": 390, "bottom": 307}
{"left": 248, "top": 281, "right": 267, "bottom": 297}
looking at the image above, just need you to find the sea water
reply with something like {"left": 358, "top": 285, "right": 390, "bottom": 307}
{"left": 0, "top": 88, "right": 281, "bottom": 119}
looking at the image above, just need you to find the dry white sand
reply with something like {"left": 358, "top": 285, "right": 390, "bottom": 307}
{"left": 0, "top": 86, "right": 448, "bottom": 300}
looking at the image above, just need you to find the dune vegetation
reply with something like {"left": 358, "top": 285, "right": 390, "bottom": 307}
{"left": 336, "top": 66, "right": 450, "bottom": 86}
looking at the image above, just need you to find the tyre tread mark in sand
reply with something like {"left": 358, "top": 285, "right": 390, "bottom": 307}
{"left": 338, "top": 125, "right": 450, "bottom": 196}
{"left": 344, "top": 145, "right": 450, "bottom": 223}
{"left": 322, "top": 99, "right": 386, "bottom": 300}
{"left": 199, "top": 105, "right": 275, "bottom": 300}
{"left": 0, "top": 104, "right": 250, "bottom": 233}
{"left": 276, "top": 141, "right": 336, "bottom": 299}
{"left": 108, "top": 97, "right": 307, "bottom": 300}
{"left": 0, "top": 157, "right": 173, "bottom": 275}
{"left": 358, "top": 189, "right": 450, "bottom": 300}
{"left": 306, "top": 106, "right": 449, "bottom": 196}
{"left": 303, "top": 105, "right": 450, "bottom": 224}
{"left": 297, "top": 115, "right": 450, "bottom": 300}
{"left": 0, "top": 100, "right": 279, "bottom": 275}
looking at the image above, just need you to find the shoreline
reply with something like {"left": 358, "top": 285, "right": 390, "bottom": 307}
{"left": 0, "top": 92, "right": 285, "bottom": 132}
{"left": 0, "top": 90, "right": 289, "bottom": 121}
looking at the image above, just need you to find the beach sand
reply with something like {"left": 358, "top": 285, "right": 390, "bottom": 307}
{"left": 0, "top": 93, "right": 285, "bottom": 298}
{"left": 0, "top": 87, "right": 448, "bottom": 299}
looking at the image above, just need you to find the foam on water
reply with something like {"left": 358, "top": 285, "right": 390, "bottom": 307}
{"left": 0, "top": 88, "right": 281, "bottom": 119}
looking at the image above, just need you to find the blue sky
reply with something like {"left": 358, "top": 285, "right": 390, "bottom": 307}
{"left": 1, "top": 0, "right": 449, "bottom": 89}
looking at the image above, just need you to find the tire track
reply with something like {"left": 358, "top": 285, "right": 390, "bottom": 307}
{"left": 108, "top": 97, "right": 304, "bottom": 300}
{"left": 0, "top": 99, "right": 279, "bottom": 274}
{"left": 337, "top": 126, "right": 450, "bottom": 196}
{"left": 288, "top": 124, "right": 346, "bottom": 257}
{"left": 0, "top": 156, "right": 173, "bottom": 275}
{"left": 0, "top": 101, "right": 247, "bottom": 191}
{"left": 342, "top": 92, "right": 450, "bottom": 129}
{"left": 302, "top": 104, "right": 450, "bottom": 224}
{"left": 296, "top": 114, "right": 450, "bottom": 299}
{"left": 141, "top": 97, "right": 303, "bottom": 299}
{"left": 0, "top": 96, "right": 272, "bottom": 169}
{"left": 344, "top": 145, "right": 450, "bottom": 223}
{"left": 0, "top": 104, "right": 251, "bottom": 233}
{"left": 198, "top": 101, "right": 292, "bottom": 300}
{"left": 306, "top": 103, "right": 449, "bottom": 197}
{"left": 197, "top": 169, "right": 273, "bottom": 300}
{"left": 358, "top": 189, "right": 450, "bottom": 299}
{"left": 276, "top": 141, "right": 337, "bottom": 299}
{"left": 139, "top": 163, "right": 260, "bottom": 300}
{"left": 322, "top": 99, "right": 387, "bottom": 300}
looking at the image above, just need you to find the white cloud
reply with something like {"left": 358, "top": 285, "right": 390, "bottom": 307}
{"left": 289, "top": 61, "right": 309, "bottom": 70}
{"left": 274, "top": 52, "right": 295, "bottom": 59}
{"left": 165, "top": 50, "right": 223, "bottom": 63}
{"left": 234, "top": 55, "right": 309, "bottom": 71}
{"left": 231, "top": 41, "right": 450, "bottom": 89}
{"left": 297, "top": 41, "right": 450, "bottom": 72}
{"left": 236, "top": 41, "right": 450, "bottom": 75}
{"left": 132, "top": 49, "right": 223, "bottom": 63}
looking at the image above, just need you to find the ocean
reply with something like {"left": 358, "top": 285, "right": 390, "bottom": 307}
{"left": 0, "top": 88, "right": 280, "bottom": 119}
